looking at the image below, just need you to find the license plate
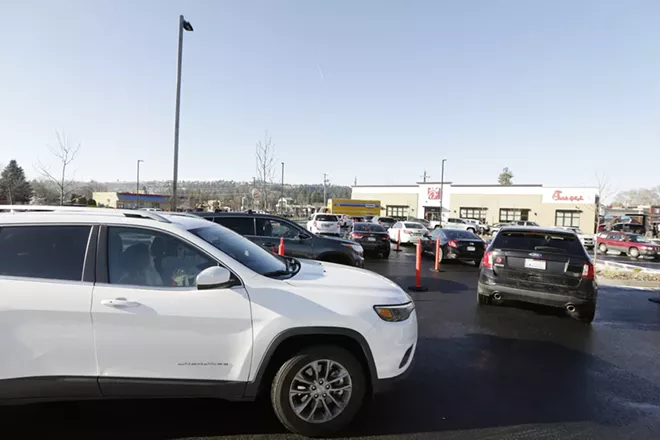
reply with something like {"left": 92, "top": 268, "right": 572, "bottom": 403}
{"left": 367, "top": 237, "right": 376, "bottom": 242}
{"left": 467, "top": 246, "right": 476, "bottom": 251}
{"left": 524, "top": 259, "right": 546, "bottom": 270}
{"left": 322, "top": 224, "right": 331, "bottom": 228}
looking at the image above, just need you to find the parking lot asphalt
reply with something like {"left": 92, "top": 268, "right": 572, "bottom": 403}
{"left": 598, "top": 253, "right": 660, "bottom": 270}
{"left": 6, "top": 244, "right": 660, "bottom": 440}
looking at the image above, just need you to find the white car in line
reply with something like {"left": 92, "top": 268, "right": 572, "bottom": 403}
{"left": 307, "top": 213, "right": 341, "bottom": 236}
{"left": 0, "top": 206, "right": 417, "bottom": 438}
{"left": 389, "top": 221, "right": 429, "bottom": 243}
{"left": 443, "top": 218, "right": 478, "bottom": 233}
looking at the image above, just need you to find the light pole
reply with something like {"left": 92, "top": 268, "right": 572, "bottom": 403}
{"left": 281, "top": 162, "right": 285, "bottom": 211}
{"left": 171, "top": 15, "right": 194, "bottom": 212}
{"left": 439, "top": 159, "right": 447, "bottom": 225}
{"left": 322, "top": 173, "right": 329, "bottom": 207}
{"left": 136, "top": 159, "right": 144, "bottom": 209}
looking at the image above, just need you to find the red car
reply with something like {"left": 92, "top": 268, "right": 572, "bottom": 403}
{"left": 596, "top": 231, "right": 660, "bottom": 259}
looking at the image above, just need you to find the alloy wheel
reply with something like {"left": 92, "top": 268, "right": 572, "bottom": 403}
{"left": 288, "top": 359, "right": 353, "bottom": 424}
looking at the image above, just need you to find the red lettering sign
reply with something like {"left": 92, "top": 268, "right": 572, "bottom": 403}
{"left": 427, "top": 187, "right": 441, "bottom": 200}
{"left": 552, "top": 190, "right": 584, "bottom": 202}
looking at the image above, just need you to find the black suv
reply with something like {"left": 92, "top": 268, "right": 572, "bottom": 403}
{"left": 478, "top": 226, "right": 597, "bottom": 323}
{"left": 195, "top": 212, "right": 364, "bottom": 267}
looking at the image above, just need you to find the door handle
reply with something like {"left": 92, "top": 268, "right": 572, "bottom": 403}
{"left": 101, "top": 298, "right": 140, "bottom": 308}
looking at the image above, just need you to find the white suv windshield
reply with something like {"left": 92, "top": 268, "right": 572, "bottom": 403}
{"left": 190, "top": 224, "right": 286, "bottom": 275}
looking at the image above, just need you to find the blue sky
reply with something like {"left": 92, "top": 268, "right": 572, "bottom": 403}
{"left": 1, "top": 0, "right": 659, "bottom": 193}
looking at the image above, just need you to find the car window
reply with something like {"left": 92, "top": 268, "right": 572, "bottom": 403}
{"left": 108, "top": 227, "right": 217, "bottom": 288}
{"left": 0, "top": 225, "right": 91, "bottom": 281}
{"left": 354, "top": 223, "right": 386, "bottom": 232}
{"left": 627, "top": 234, "right": 648, "bottom": 243}
{"left": 403, "top": 222, "right": 424, "bottom": 229}
{"left": 190, "top": 223, "right": 287, "bottom": 276}
{"left": 213, "top": 216, "right": 255, "bottom": 235}
{"left": 378, "top": 217, "right": 395, "bottom": 223}
{"left": 315, "top": 215, "right": 338, "bottom": 222}
{"left": 392, "top": 222, "right": 401, "bottom": 229}
{"left": 256, "top": 218, "right": 300, "bottom": 238}
{"left": 493, "top": 231, "right": 586, "bottom": 257}
{"left": 444, "top": 229, "right": 479, "bottom": 240}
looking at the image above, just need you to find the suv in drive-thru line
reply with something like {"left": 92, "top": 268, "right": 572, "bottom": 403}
{"left": 0, "top": 206, "right": 417, "bottom": 437}
{"left": 478, "top": 226, "right": 597, "bottom": 323}
{"left": 444, "top": 218, "right": 478, "bottom": 233}
{"left": 306, "top": 213, "right": 341, "bottom": 236}
{"left": 195, "top": 211, "right": 365, "bottom": 267}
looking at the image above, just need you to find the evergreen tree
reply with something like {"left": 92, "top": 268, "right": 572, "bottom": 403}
{"left": 498, "top": 167, "right": 514, "bottom": 185}
{"left": 0, "top": 160, "right": 33, "bottom": 204}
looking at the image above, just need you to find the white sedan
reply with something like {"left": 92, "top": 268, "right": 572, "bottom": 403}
{"left": 389, "top": 221, "right": 429, "bottom": 243}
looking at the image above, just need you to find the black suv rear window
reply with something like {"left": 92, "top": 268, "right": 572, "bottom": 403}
{"left": 378, "top": 217, "right": 395, "bottom": 223}
{"left": 315, "top": 215, "right": 338, "bottom": 222}
{"left": 492, "top": 231, "right": 586, "bottom": 256}
{"left": 354, "top": 223, "right": 386, "bottom": 232}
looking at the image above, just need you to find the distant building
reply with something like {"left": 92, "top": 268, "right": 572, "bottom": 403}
{"left": 93, "top": 192, "right": 170, "bottom": 210}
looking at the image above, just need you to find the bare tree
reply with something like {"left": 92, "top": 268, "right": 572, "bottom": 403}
{"left": 35, "top": 131, "right": 81, "bottom": 205}
{"left": 255, "top": 131, "right": 277, "bottom": 210}
{"left": 595, "top": 171, "right": 612, "bottom": 203}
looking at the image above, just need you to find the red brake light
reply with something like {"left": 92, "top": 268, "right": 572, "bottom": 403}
{"left": 351, "top": 233, "right": 364, "bottom": 239}
{"left": 448, "top": 240, "right": 458, "bottom": 248}
{"left": 582, "top": 262, "right": 595, "bottom": 280}
{"left": 481, "top": 251, "right": 493, "bottom": 268}
{"left": 313, "top": 221, "right": 318, "bottom": 227}
{"left": 378, "top": 221, "right": 382, "bottom": 224}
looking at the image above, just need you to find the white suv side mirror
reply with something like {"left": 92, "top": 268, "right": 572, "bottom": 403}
{"left": 196, "top": 266, "right": 232, "bottom": 290}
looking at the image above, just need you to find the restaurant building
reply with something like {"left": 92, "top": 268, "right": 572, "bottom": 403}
{"left": 351, "top": 183, "right": 599, "bottom": 233}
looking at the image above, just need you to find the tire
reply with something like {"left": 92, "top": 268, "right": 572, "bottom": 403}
{"left": 598, "top": 243, "right": 608, "bottom": 254}
{"left": 382, "top": 250, "right": 390, "bottom": 259}
{"left": 270, "top": 345, "right": 366, "bottom": 438}
{"left": 629, "top": 247, "right": 640, "bottom": 258}
{"left": 477, "top": 294, "right": 492, "bottom": 305}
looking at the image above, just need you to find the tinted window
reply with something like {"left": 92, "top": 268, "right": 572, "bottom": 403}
{"left": 315, "top": 215, "right": 338, "bottom": 222}
{"left": 0, "top": 225, "right": 91, "bottom": 281}
{"left": 493, "top": 231, "right": 586, "bottom": 256}
{"left": 190, "top": 224, "right": 287, "bottom": 276}
{"left": 403, "top": 222, "right": 424, "bottom": 229}
{"left": 256, "top": 218, "right": 301, "bottom": 238}
{"left": 378, "top": 217, "right": 395, "bottom": 223}
{"left": 354, "top": 223, "right": 386, "bottom": 232}
{"left": 108, "top": 227, "right": 217, "bottom": 287}
{"left": 444, "top": 230, "right": 479, "bottom": 240}
{"left": 214, "top": 216, "right": 255, "bottom": 235}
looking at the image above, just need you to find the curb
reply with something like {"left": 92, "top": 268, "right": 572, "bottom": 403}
{"left": 595, "top": 260, "right": 660, "bottom": 274}
{"left": 597, "top": 278, "right": 660, "bottom": 289}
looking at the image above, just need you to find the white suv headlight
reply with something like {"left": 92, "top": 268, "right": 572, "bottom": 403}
{"left": 374, "top": 302, "right": 415, "bottom": 322}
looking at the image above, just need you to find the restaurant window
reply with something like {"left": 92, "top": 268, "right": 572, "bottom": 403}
{"left": 555, "top": 210, "right": 580, "bottom": 228}
{"left": 459, "top": 207, "right": 487, "bottom": 222}
{"left": 386, "top": 205, "right": 409, "bottom": 219}
{"left": 499, "top": 209, "right": 530, "bottom": 222}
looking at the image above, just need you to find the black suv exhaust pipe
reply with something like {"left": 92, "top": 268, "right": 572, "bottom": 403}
{"left": 566, "top": 303, "right": 576, "bottom": 313}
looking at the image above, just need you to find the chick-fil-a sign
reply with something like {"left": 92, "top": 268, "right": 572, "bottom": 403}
{"left": 542, "top": 188, "right": 596, "bottom": 204}
{"left": 552, "top": 191, "right": 584, "bottom": 202}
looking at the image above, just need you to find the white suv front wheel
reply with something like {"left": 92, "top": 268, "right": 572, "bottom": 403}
{"left": 270, "top": 345, "right": 366, "bottom": 437}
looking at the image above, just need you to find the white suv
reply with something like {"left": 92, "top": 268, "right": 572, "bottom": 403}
{"left": 307, "top": 213, "right": 341, "bottom": 236}
{"left": 0, "top": 206, "right": 417, "bottom": 437}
